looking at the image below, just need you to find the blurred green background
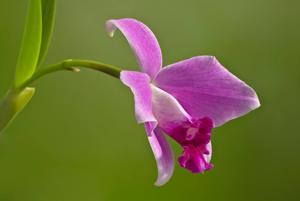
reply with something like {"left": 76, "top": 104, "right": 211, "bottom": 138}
{"left": 0, "top": 0, "right": 299, "bottom": 200}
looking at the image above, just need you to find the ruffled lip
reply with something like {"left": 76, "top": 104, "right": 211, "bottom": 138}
{"left": 167, "top": 117, "right": 214, "bottom": 173}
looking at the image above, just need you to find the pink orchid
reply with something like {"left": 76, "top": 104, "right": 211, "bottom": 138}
{"left": 106, "top": 18, "right": 260, "bottom": 186}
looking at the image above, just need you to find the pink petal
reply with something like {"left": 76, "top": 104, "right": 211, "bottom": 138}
{"left": 106, "top": 18, "right": 162, "bottom": 78}
{"left": 154, "top": 56, "right": 260, "bottom": 127}
{"left": 121, "top": 71, "right": 174, "bottom": 186}
{"left": 145, "top": 122, "right": 174, "bottom": 186}
{"left": 120, "top": 71, "right": 156, "bottom": 123}
{"left": 150, "top": 85, "right": 192, "bottom": 133}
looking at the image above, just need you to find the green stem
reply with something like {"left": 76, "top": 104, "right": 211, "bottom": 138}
{"left": 0, "top": 60, "right": 121, "bottom": 134}
{"left": 20, "top": 59, "right": 121, "bottom": 89}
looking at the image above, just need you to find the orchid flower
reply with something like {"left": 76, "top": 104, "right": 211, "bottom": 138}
{"left": 106, "top": 18, "right": 260, "bottom": 186}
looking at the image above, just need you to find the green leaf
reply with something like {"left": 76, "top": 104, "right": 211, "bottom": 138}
{"left": 0, "top": 88, "right": 35, "bottom": 133}
{"left": 37, "top": 0, "right": 57, "bottom": 67}
{"left": 14, "top": 0, "right": 42, "bottom": 87}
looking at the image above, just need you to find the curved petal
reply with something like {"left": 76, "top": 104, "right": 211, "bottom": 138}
{"left": 150, "top": 85, "right": 192, "bottom": 133}
{"left": 145, "top": 122, "right": 174, "bottom": 186}
{"left": 120, "top": 71, "right": 156, "bottom": 123}
{"left": 154, "top": 56, "right": 260, "bottom": 127}
{"left": 121, "top": 71, "right": 174, "bottom": 186}
{"left": 106, "top": 18, "right": 162, "bottom": 78}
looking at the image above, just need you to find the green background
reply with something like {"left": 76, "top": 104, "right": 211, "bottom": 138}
{"left": 0, "top": 0, "right": 299, "bottom": 200}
